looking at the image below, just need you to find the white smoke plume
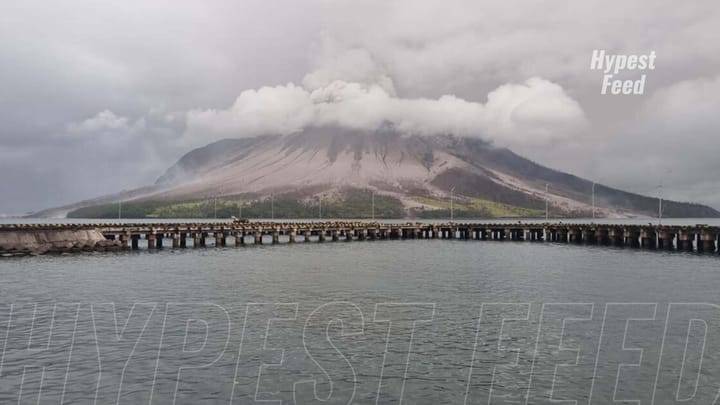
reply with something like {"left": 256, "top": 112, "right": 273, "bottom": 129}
{"left": 185, "top": 49, "right": 587, "bottom": 148}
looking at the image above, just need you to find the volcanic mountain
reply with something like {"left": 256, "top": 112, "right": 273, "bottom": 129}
{"left": 42, "top": 127, "right": 719, "bottom": 218}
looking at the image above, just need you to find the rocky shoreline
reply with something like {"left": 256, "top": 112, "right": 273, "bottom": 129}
{"left": 0, "top": 229, "right": 123, "bottom": 257}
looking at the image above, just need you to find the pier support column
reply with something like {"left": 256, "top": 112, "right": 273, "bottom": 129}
{"left": 319, "top": 229, "right": 327, "bottom": 242}
{"left": 657, "top": 230, "right": 673, "bottom": 249}
{"left": 556, "top": 230, "right": 567, "bottom": 243}
{"left": 532, "top": 229, "right": 543, "bottom": 241}
{"left": 609, "top": 229, "right": 623, "bottom": 245}
{"left": 583, "top": 230, "right": 595, "bottom": 244}
{"left": 147, "top": 233, "right": 156, "bottom": 250}
{"left": 119, "top": 233, "right": 130, "bottom": 250}
{"left": 193, "top": 233, "right": 202, "bottom": 248}
{"left": 345, "top": 229, "right": 353, "bottom": 241}
{"left": 131, "top": 234, "right": 140, "bottom": 250}
{"left": 172, "top": 233, "right": 180, "bottom": 248}
{"left": 289, "top": 228, "right": 297, "bottom": 243}
{"left": 596, "top": 229, "right": 609, "bottom": 245}
{"left": 236, "top": 231, "right": 245, "bottom": 246}
{"left": 640, "top": 229, "right": 656, "bottom": 249}
{"left": 699, "top": 231, "right": 717, "bottom": 253}
{"left": 215, "top": 232, "right": 226, "bottom": 247}
{"left": 272, "top": 229, "right": 279, "bottom": 244}
{"left": 624, "top": 230, "right": 640, "bottom": 248}
{"left": 180, "top": 233, "right": 187, "bottom": 248}
{"left": 254, "top": 231, "right": 263, "bottom": 245}
{"left": 304, "top": 230, "right": 311, "bottom": 242}
{"left": 332, "top": 230, "right": 339, "bottom": 242}
{"left": 360, "top": 229, "right": 368, "bottom": 241}
{"left": 678, "top": 231, "right": 694, "bottom": 251}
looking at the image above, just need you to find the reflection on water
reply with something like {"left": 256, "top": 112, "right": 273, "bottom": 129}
{"left": 0, "top": 241, "right": 719, "bottom": 403}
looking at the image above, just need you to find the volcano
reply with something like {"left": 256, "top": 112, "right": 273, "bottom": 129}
{"left": 38, "top": 127, "right": 719, "bottom": 219}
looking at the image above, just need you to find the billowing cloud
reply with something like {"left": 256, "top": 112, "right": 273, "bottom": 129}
{"left": 186, "top": 84, "right": 314, "bottom": 139}
{"left": 186, "top": 74, "right": 586, "bottom": 148}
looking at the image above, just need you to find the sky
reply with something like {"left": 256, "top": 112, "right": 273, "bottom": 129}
{"left": 1, "top": 0, "right": 719, "bottom": 214}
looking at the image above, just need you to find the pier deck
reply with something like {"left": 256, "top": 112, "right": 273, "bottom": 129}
{"left": 1, "top": 221, "right": 719, "bottom": 256}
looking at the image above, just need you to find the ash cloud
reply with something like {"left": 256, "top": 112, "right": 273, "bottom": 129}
{"left": 185, "top": 51, "right": 587, "bottom": 149}
{"left": 186, "top": 76, "right": 587, "bottom": 145}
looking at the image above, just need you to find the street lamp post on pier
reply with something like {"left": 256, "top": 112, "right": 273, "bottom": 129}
{"left": 450, "top": 187, "right": 455, "bottom": 222}
{"left": 545, "top": 184, "right": 549, "bottom": 221}
{"left": 658, "top": 186, "right": 663, "bottom": 225}
{"left": 592, "top": 182, "right": 596, "bottom": 220}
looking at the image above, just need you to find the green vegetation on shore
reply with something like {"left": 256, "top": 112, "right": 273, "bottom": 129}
{"left": 66, "top": 191, "right": 564, "bottom": 220}
{"left": 67, "top": 191, "right": 405, "bottom": 219}
{"left": 411, "top": 196, "right": 546, "bottom": 219}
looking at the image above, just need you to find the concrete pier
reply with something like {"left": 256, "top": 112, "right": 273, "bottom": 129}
{"left": 2, "top": 221, "right": 720, "bottom": 256}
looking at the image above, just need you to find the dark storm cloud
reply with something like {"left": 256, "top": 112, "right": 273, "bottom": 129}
{"left": 0, "top": 0, "right": 719, "bottom": 214}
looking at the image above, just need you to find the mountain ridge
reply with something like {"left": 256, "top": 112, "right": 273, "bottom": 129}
{"left": 33, "top": 127, "right": 720, "bottom": 218}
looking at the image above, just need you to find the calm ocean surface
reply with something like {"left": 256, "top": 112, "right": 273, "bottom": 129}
{"left": 1, "top": 218, "right": 720, "bottom": 403}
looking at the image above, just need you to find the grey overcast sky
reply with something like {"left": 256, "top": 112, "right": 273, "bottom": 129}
{"left": 1, "top": 0, "right": 719, "bottom": 214}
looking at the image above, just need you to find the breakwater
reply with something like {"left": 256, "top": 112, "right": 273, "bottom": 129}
{"left": 0, "top": 228, "right": 121, "bottom": 256}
